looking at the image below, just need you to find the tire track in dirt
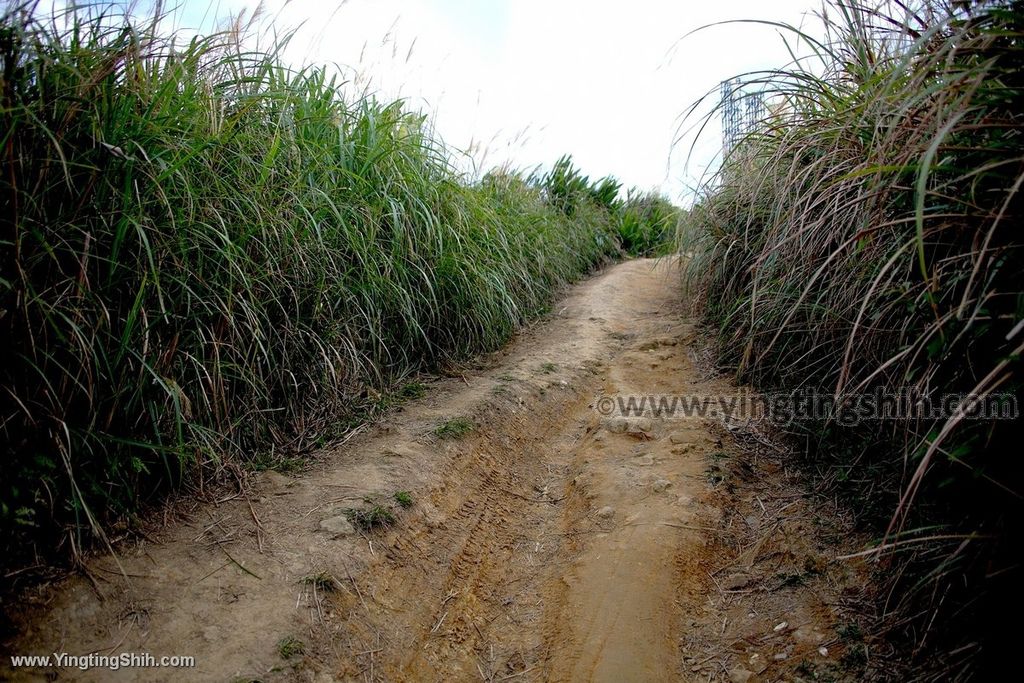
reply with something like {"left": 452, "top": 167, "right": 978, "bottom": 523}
{"left": 351, "top": 400, "right": 594, "bottom": 681}
{"left": 535, "top": 328, "right": 713, "bottom": 683}
{"left": 326, "top": 259, "right": 711, "bottom": 682}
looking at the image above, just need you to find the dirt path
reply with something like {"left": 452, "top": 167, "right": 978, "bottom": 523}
{"left": 3, "top": 258, "right": 873, "bottom": 682}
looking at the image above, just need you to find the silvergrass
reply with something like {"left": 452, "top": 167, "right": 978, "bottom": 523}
{"left": 0, "top": 4, "right": 671, "bottom": 570}
{"left": 681, "top": 1, "right": 1023, "bottom": 675}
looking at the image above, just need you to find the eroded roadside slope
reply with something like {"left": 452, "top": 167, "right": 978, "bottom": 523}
{"left": 3, "top": 258, "right": 877, "bottom": 682}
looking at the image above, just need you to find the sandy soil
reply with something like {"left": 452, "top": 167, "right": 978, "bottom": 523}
{"left": 1, "top": 258, "right": 876, "bottom": 682}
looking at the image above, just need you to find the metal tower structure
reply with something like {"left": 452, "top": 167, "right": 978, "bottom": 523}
{"left": 721, "top": 79, "right": 766, "bottom": 152}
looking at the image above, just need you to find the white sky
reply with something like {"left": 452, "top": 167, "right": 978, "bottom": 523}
{"left": 165, "top": 0, "right": 821, "bottom": 204}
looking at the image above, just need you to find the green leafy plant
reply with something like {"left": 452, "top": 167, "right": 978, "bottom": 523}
{"left": 617, "top": 190, "right": 679, "bottom": 256}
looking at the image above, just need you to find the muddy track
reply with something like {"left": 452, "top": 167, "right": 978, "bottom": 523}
{"left": 3, "top": 258, "right": 874, "bottom": 682}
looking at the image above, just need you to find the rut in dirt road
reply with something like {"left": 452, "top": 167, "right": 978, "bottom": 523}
{"left": 4, "top": 258, "right": 869, "bottom": 683}
{"left": 337, "top": 258, "right": 713, "bottom": 682}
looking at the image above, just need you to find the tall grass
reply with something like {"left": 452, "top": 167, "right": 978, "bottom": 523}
{"left": 683, "top": 1, "right": 1022, "bottom": 676}
{"left": 0, "top": 4, "right": 668, "bottom": 569}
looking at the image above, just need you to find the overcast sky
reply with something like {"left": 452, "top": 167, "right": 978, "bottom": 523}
{"left": 165, "top": 0, "right": 819, "bottom": 204}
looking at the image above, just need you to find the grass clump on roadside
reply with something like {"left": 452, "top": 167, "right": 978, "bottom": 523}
{"left": 0, "top": 3, "right": 678, "bottom": 573}
{"left": 397, "top": 382, "right": 428, "bottom": 401}
{"left": 346, "top": 505, "right": 397, "bottom": 532}
{"left": 393, "top": 491, "right": 414, "bottom": 509}
{"left": 682, "top": 1, "right": 1023, "bottom": 676}
{"left": 276, "top": 636, "right": 305, "bottom": 660}
{"left": 433, "top": 417, "right": 476, "bottom": 440}
{"left": 301, "top": 571, "right": 340, "bottom": 593}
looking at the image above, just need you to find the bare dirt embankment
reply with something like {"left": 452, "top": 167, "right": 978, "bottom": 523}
{"left": 2, "top": 258, "right": 877, "bottom": 682}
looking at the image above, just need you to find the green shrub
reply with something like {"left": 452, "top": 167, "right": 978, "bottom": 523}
{"left": 617, "top": 190, "right": 679, "bottom": 256}
{"left": 540, "top": 155, "right": 678, "bottom": 255}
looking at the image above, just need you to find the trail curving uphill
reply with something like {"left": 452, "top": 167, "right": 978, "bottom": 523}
{"left": 3, "top": 258, "right": 872, "bottom": 682}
